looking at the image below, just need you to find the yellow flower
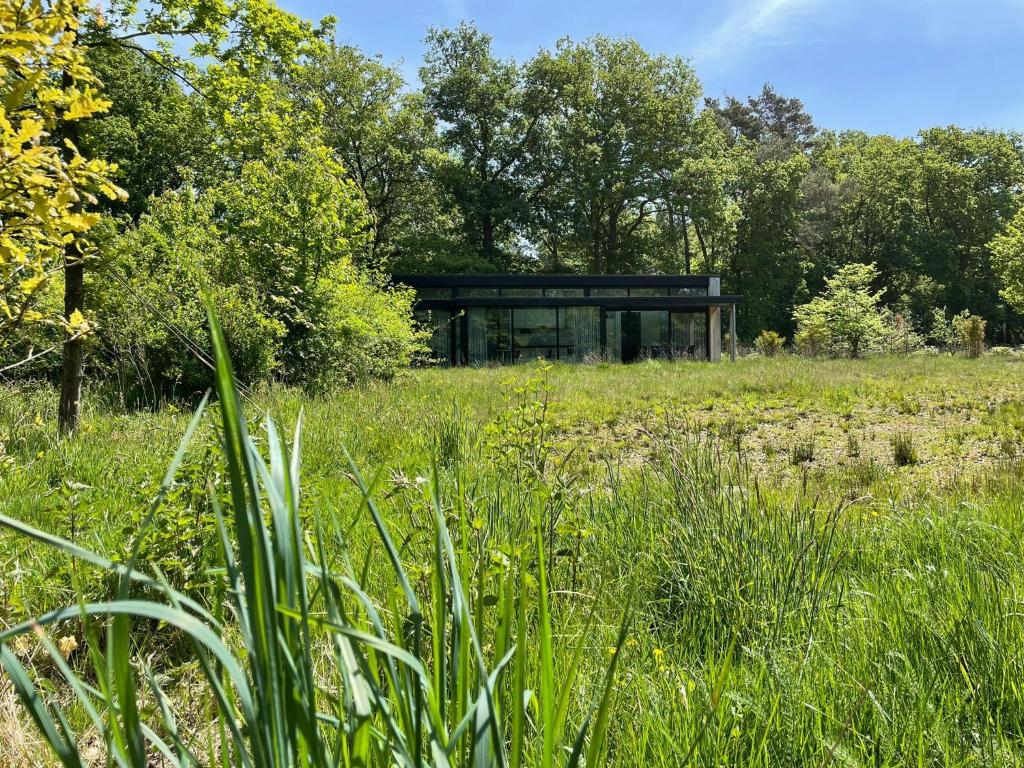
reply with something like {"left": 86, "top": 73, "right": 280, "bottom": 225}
{"left": 36, "top": 451, "right": 44, "bottom": 459}
{"left": 652, "top": 647, "right": 665, "bottom": 663}
{"left": 57, "top": 635, "right": 78, "bottom": 658}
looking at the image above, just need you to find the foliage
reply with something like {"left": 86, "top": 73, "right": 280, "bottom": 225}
{"left": 0, "top": 0, "right": 124, "bottom": 357}
{"left": 93, "top": 189, "right": 284, "bottom": 402}
{"left": 989, "top": 205, "right": 1024, "bottom": 314}
{"left": 95, "top": 156, "right": 418, "bottom": 397}
{"left": 292, "top": 42, "right": 456, "bottom": 266}
{"left": 878, "top": 310, "right": 924, "bottom": 355}
{"left": 952, "top": 311, "right": 986, "bottom": 359}
{"left": 931, "top": 307, "right": 988, "bottom": 357}
{"left": 793, "top": 262, "right": 886, "bottom": 357}
{"left": 80, "top": 45, "right": 214, "bottom": 218}
{"left": 753, "top": 330, "right": 785, "bottom": 356}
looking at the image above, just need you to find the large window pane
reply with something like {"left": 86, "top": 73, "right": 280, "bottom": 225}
{"left": 458, "top": 287, "right": 499, "bottom": 297}
{"left": 559, "top": 306, "right": 601, "bottom": 362}
{"left": 468, "top": 307, "right": 512, "bottom": 364}
{"left": 605, "top": 311, "right": 622, "bottom": 362}
{"left": 630, "top": 287, "right": 669, "bottom": 297}
{"left": 414, "top": 310, "right": 451, "bottom": 364}
{"left": 639, "top": 311, "right": 670, "bottom": 358}
{"left": 591, "top": 287, "right": 628, "bottom": 297}
{"left": 546, "top": 288, "right": 585, "bottom": 297}
{"left": 671, "top": 312, "right": 707, "bottom": 359}
{"left": 502, "top": 288, "right": 544, "bottom": 297}
{"left": 513, "top": 307, "right": 557, "bottom": 361}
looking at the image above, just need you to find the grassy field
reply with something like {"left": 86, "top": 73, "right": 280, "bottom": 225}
{"left": 2, "top": 354, "right": 1024, "bottom": 766}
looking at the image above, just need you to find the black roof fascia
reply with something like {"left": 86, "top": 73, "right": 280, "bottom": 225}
{"left": 413, "top": 295, "right": 742, "bottom": 311}
{"left": 393, "top": 273, "right": 716, "bottom": 289}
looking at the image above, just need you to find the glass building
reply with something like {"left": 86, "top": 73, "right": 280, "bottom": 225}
{"left": 397, "top": 274, "right": 741, "bottom": 365}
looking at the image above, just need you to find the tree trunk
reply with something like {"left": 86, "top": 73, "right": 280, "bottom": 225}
{"left": 58, "top": 70, "right": 85, "bottom": 436}
{"left": 694, "top": 220, "right": 710, "bottom": 272}
{"left": 681, "top": 209, "right": 692, "bottom": 274}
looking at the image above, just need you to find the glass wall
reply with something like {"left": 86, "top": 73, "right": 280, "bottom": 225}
{"left": 455, "top": 305, "right": 710, "bottom": 365}
{"left": 639, "top": 311, "right": 670, "bottom": 358}
{"left": 464, "top": 305, "right": 602, "bottom": 364}
{"left": 561, "top": 306, "right": 601, "bottom": 361}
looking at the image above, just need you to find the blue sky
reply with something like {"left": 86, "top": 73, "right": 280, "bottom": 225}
{"left": 275, "top": 0, "right": 1024, "bottom": 137}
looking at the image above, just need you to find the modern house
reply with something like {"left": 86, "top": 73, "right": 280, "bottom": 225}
{"left": 396, "top": 274, "right": 741, "bottom": 365}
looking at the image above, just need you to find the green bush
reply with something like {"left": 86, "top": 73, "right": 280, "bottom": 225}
{"left": 287, "top": 263, "right": 423, "bottom": 389}
{"left": 94, "top": 194, "right": 284, "bottom": 403}
{"left": 793, "top": 262, "right": 885, "bottom": 357}
{"left": 93, "top": 152, "right": 422, "bottom": 398}
{"left": 753, "top": 330, "right": 785, "bottom": 356}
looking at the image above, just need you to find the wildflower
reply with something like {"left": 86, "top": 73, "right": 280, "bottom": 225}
{"left": 652, "top": 647, "right": 665, "bottom": 663}
{"left": 58, "top": 634, "right": 78, "bottom": 658}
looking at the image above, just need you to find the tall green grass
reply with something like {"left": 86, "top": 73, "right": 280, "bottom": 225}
{"left": 0, "top": 308, "right": 628, "bottom": 767}
{"left": 3, "top": 349, "right": 1024, "bottom": 766}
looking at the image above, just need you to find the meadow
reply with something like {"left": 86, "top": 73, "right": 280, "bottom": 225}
{"left": 2, "top": 352, "right": 1024, "bottom": 766}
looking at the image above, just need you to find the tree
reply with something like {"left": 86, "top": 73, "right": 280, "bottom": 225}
{"left": 421, "top": 22, "right": 564, "bottom": 268}
{"left": 793, "top": 262, "right": 886, "bottom": 357}
{"left": 707, "top": 85, "right": 815, "bottom": 338}
{"left": 546, "top": 36, "right": 722, "bottom": 273}
{"left": 80, "top": 44, "right": 213, "bottom": 218}
{"left": 48, "top": 0, "right": 331, "bottom": 432}
{"left": 989, "top": 205, "right": 1024, "bottom": 313}
{"left": 0, "top": 0, "right": 123, "bottom": 371}
{"left": 724, "top": 144, "right": 809, "bottom": 338}
{"left": 706, "top": 84, "right": 816, "bottom": 153}
{"left": 292, "top": 44, "right": 447, "bottom": 266}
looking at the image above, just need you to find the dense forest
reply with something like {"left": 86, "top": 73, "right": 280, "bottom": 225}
{"left": 4, "top": 0, "right": 1024, "bottom": 418}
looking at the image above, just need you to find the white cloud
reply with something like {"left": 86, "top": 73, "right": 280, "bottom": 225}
{"left": 693, "top": 0, "right": 827, "bottom": 66}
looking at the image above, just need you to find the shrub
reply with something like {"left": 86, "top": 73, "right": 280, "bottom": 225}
{"left": 289, "top": 264, "right": 423, "bottom": 389}
{"left": 93, "top": 154, "right": 422, "bottom": 398}
{"left": 792, "top": 262, "right": 885, "bottom": 357}
{"left": 94, "top": 200, "right": 284, "bottom": 403}
{"left": 879, "top": 310, "right": 924, "bottom": 355}
{"left": 754, "top": 330, "right": 786, "bottom": 357}
{"left": 795, "top": 325, "right": 829, "bottom": 357}
{"left": 932, "top": 308, "right": 987, "bottom": 357}
{"left": 892, "top": 432, "right": 919, "bottom": 466}
{"left": 953, "top": 312, "right": 987, "bottom": 358}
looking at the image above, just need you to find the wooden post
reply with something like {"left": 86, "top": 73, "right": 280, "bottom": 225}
{"left": 729, "top": 304, "right": 737, "bottom": 362}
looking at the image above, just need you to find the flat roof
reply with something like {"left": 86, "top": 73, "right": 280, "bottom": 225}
{"left": 394, "top": 273, "right": 718, "bottom": 287}
{"left": 413, "top": 295, "right": 742, "bottom": 309}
